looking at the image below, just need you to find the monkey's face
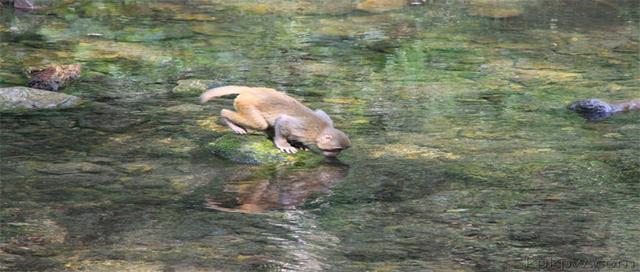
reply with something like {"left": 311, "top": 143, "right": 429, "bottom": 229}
{"left": 316, "top": 128, "right": 351, "bottom": 157}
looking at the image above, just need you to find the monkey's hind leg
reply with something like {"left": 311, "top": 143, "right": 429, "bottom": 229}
{"left": 220, "top": 108, "right": 268, "bottom": 135}
{"left": 220, "top": 109, "right": 247, "bottom": 134}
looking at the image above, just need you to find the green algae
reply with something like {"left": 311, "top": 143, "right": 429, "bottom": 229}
{"left": 208, "top": 134, "right": 325, "bottom": 166}
{"left": 1, "top": 0, "right": 639, "bottom": 271}
{"left": 171, "top": 79, "right": 216, "bottom": 95}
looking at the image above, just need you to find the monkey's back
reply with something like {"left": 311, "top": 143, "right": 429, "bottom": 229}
{"left": 233, "top": 88, "right": 320, "bottom": 126}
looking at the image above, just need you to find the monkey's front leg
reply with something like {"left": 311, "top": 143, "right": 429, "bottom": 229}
{"left": 273, "top": 115, "right": 299, "bottom": 154}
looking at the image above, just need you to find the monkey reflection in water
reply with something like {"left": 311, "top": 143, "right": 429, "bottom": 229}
{"left": 205, "top": 164, "right": 349, "bottom": 214}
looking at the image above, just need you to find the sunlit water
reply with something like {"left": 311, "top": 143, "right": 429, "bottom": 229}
{"left": 1, "top": 1, "right": 638, "bottom": 271}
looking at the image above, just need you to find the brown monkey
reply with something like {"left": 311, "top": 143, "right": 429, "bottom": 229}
{"left": 200, "top": 86, "right": 351, "bottom": 157}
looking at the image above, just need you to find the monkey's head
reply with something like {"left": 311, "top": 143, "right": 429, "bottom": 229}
{"left": 316, "top": 128, "right": 351, "bottom": 157}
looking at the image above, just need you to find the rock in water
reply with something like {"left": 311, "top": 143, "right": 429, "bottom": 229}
{"left": 566, "top": 98, "right": 640, "bottom": 121}
{"left": 355, "top": 0, "right": 407, "bottom": 13}
{"left": 171, "top": 79, "right": 217, "bottom": 95}
{"left": 0, "top": 87, "right": 81, "bottom": 111}
{"left": 567, "top": 99, "right": 615, "bottom": 120}
{"left": 13, "top": 0, "right": 37, "bottom": 10}
{"left": 467, "top": 0, "right": 527, "bottom": 19}
{"left": 208, "top": 134, "right": 324, "bottom": 165}
{"left": 27, "top": 64, "right": 81, "bottom": 92}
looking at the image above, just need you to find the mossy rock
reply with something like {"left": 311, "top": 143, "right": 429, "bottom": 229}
{"left": 0, "top": 87, "right": 82, "bottom": 111}
{"left": 171, "top": 79, "right": 217, "bottom": 95}
{"left": 208, "top": 134, "right": 325, "bottom": 166}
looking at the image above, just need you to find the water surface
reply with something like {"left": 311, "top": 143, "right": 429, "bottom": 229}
{"left": 1, "top": 0, "right": 639, "bottom": 271}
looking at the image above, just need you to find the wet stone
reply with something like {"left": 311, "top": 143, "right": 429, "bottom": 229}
{"left": 149, "top": 137, "right": 198, "bottom": 156}
{"left": 166, "top": 104, "right": 204, "bottom": 112}
{"left": 34, "top": 162, "right": 113, "bottom": 175}
{"left": 207, "top": 134, "right": 324, "bottom": 165}
{"left": 1, "top": 1, "right": 639, "bottom": 271}
{"left": 171, "top": 79, "right": 217, "bottom": 95}
{"left": 121, "top": 163, "right": 154, "bottom": 175}
{"left": 356, "top": 0, "right": 407, "bottom": 13}
{"left": 27, "top": 64, "right": 81, "bottom": 92}
{"left": 369, "top": 143, "right": 460, "bottom": 161}
{"left": 567, "top": 99, "right": 615, "bottom": 120}
{"left": 0, "top": 87, "right": 82, "bottom": 111}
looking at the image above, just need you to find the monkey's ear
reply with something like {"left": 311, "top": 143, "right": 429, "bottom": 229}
{"left": 314, "top": 109, "right": 333, "bottom": 126}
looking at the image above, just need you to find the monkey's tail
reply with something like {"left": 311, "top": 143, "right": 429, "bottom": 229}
{"left": 199, "top": 85, "right": 251, "bottom": 104}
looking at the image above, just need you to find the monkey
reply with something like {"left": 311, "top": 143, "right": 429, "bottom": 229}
{"left": 199, "top": 85, "right": 351, "bottom": 157}
{"left": 568, "top": 98, "right": 640, "bottom": 120}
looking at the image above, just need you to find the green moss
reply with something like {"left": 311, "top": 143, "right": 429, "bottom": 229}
{"left": 171, "top": 79, "right": 217, "bottom": 95}
{"left": 208, "top": 134, "right": 325, "bottom": 166}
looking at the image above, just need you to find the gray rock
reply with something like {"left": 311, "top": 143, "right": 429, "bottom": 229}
{"left": 34, "top": 162, "right": 113, "bottom": 175}
{"left": 14, "top": 0, "right": 37, "bottom": 10}
{"left": 0, "top": 87, "right": 81, "bottom": 111}
{"left": 567, "top": 99, "right": 614, "bottom": 120}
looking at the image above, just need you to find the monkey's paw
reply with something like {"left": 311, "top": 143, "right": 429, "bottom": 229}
{"left": 230, "top": 127, "right": 247, "bottom": 134}
{"left": 278, "top": 146, "right": 298, "bottom": 154}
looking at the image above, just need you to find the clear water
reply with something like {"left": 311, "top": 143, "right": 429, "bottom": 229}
{"left": 1, "top": 1, "right": 639, "bottom": 271}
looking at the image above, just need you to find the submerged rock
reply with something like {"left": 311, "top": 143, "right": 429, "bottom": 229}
{"left": 369, "top": 143, "right": 460, "bottom": 161}
{"left": 27, "top": 64, "right": 81, "bottom": 91}
{"left": 356, "top": 0, "right": 407, "bottom": 13}
{"left": 0, "top": 87, "right": 81, "bottom": 111}
{"left": 12, "top": 0, "right": 59, "bottom": 10}
{"left": 208, "top": 134, "right": 324, "bottom": 165}
{"left": 467, "top": 0, "right": 529, "bottom": 19}
{"left": 171, "top": 79, "right": 216, "bottom": 95}
{"left": 13, "top": 0, "right": 37, "bottom": 10}
{"left": 166, "top": 104, "right": 204, "bottom": 113}
{"left": 34, "top": 162, "right": 113, "bottom": 175}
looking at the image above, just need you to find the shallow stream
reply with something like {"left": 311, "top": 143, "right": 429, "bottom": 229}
{"left": 1, "top": 1, "right": 639, "bottom": 271}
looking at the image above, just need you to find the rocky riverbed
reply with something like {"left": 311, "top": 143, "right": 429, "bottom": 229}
{"left": 1, "top": 0, "right": 639, "bottom": 271}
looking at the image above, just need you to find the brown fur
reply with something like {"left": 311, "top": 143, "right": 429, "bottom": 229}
{"left": 200, "top": 85, "right": 351, "bottom": 157}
